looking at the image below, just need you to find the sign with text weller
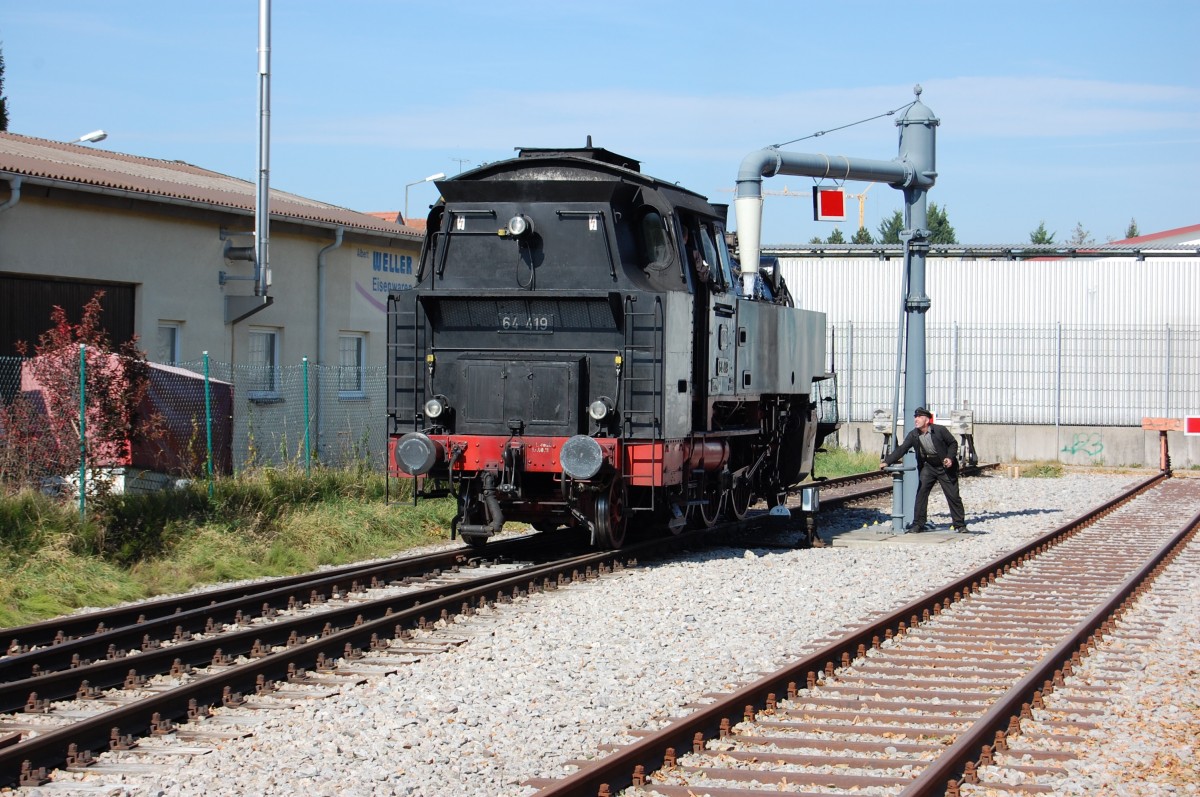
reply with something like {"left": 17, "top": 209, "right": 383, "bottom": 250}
{"left": 354, "top": 248, "right": 417, "bottom": 315}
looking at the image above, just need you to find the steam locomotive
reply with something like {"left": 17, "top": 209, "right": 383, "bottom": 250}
{"left": 387, "top": 145, "right": 837, "bottom": 548}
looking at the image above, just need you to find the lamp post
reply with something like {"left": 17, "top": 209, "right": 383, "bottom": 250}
{"left": 404, "top": 172, "right": 445, "bottom": 221}
{"left": 74, "top": 130, "right": 108, "bottom": 144}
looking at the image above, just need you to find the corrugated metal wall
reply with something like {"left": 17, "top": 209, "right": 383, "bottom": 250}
{"left": 779, "top": 257, "right": 1200, "bottom": 326}
{"left": 776, "top": 258, "right": 1200, "bottom": 426}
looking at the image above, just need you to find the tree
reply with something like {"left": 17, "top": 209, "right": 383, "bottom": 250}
{"left": 851, "top": 226, "right": 874, "bottom": 244}
{"left": 1029, "top": 221, "right": 1055, "bottom": 245}
{"left": 1066, "top": 222, "right": 1094, "bottom": 247}
{"left": 825, "top": 227, "right": 846, "bottom": 244}
{"left": 875, "top": 203, "right": 956, "bottom": 244}
{"left": 927, "top": 203, "right": 957, "bottom": 244}
{"left": 0, "top": 43, "right": 8, "bottom": 132}
{"left": 877, "top": 211, "right": 903, "bottom": 244}
{"left": 0, "top": 292, "right": 159, "bottom": 494}
{"left": 1125, "top": 218, "right": 1140, "bottom": 239}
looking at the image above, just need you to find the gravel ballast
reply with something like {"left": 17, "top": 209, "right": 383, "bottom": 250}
{"left": 27, "top": 472, "right": 1200, "bottom": 797}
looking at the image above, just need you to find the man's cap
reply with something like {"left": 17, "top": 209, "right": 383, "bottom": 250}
{"left": 914, "top": 407, "right": 933, "bottom": 419}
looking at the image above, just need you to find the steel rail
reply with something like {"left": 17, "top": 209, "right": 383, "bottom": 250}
{"left": 900, "top": 492, "right": 1200, "bottom": 795}
{"left": 1, "top": 532, "right": 556, "bottom": 654}
{"left": 0, "top": 548, "right": 601, "bottom": 714}
{"left": 0, "top": 535, "right": 588, "bottom": 686}
{"left": 528, "top": 471, "right": 1166, "bottom": 797}
{"left": 0, "top": 547, "right": 627, "bottom": 785}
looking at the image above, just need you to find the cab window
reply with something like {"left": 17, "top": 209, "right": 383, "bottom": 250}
{"left": 698, "top": 223, "right": 733, "bottom": 292}
{"left": 638, "top": 209, "right": 672, "bottom": 271}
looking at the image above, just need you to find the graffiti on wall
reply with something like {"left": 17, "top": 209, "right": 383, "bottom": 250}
{"left": 1061, "top": 431, "right": 1104, "bottom": 457}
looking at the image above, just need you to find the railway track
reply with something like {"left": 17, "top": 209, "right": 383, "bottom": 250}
{"left": 0, "top": 463, "right": 1001, "bottom": 788}
{"left": 0, "top": 486, "right": 829, "bottom": 787}
{"left": 525, "top": 472, "right": 1199, "bottom": 796}
{"left": 811, "top": 463, "right": 996, "bottom": 512}
{"left": 0, "top": 540, "right": 618, "bottom": 786}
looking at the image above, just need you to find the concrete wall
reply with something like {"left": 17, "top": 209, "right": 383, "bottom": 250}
{"left": 838, "top": 422, "right": 1200, "bottom": 471}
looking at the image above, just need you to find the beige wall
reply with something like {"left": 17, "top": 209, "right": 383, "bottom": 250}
{"left": 0, "top": 190, "right": 419, "bottom": 370}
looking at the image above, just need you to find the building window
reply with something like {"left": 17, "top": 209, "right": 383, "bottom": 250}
{"left": 338, "top": 333, "right": 365, "bottom": 398}
{"left": 157, "top": 322, "right": 181, "bottom": 364}
{"left": 248, "top": 328, "right": 279, "bottom": 396}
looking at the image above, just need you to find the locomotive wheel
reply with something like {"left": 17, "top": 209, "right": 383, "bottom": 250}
{"left": 594, "top": 479, "right": 628, "bottom": 549}
{"left": 728, "top": 476, "right": 753, "bottom": 520}
{"left": 696, "top": 483, "right": 723, "bottom": 528}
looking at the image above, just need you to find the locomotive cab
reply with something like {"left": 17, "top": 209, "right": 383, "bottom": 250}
{"left": 388, "top": 145, "right": 835, "bottom": 548}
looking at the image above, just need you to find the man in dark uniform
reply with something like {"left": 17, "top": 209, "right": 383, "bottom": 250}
{"left": 880, "top": 407, "right": 971, "bottom": 533}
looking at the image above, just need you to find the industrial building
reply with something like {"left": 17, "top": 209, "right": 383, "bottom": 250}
{"left": 769, "top": 234, "right": 1200, "bottom": 469}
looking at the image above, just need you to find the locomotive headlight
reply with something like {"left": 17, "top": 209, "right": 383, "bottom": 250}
{"left": 588, "top": 396, "right": 614, "bottom": 421}
{"left": 560, "top": 435, "right": 604, "bottom": 480}
{"left": 424, "top": 395, "right": 449, "bottom": 419}
{"left": 505, "top": 214, "right": 534, "bottom": 238}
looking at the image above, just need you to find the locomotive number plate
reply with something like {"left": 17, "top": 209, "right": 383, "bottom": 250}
{"left": 499, "top": 314, "right": 554, "bottom": 332}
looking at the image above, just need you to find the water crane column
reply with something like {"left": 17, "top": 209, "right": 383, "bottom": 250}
{"left": 734, "top": 87, "right": 939, "bottom": 524}
{"left": 895, "top": 91, "right": 940, "bottom": 520}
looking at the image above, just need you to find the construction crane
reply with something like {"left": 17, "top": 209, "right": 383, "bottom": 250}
{"left": 847, "top": 183, "right": 874, "bottom": 230}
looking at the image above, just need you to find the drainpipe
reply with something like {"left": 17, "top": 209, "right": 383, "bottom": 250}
{"left": 316, "top": 226, "right": 344, "bottom": 461}
{"left": 0, "top": 175, "right": 22, "bottom": 214}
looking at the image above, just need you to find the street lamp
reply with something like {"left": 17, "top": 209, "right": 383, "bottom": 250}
{"left": 404, "top": 172, "right": 445, "bottom": 221}
{"left": 74, "top": 130, "right": 108, "bottom": 144}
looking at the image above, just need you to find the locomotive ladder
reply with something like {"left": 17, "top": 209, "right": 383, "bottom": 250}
{"left": 385, "top": 294, "right": 427, "bottom": 437}
{"left": 621, "top": 294, "right": 665, "bottom": 513}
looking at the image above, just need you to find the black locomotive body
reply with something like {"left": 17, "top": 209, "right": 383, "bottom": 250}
{"left": 388, "top": 146, "right": 836, "bottom": 548}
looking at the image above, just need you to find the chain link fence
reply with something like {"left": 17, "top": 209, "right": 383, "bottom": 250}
{"left": 1, "top": 355, "right": 389, "bottom": 491}
{"left": 831, "top": 323, "right": 1200, "bottom": 426}
{"left": 168, "top": 358, "right": 389, "bottom": 475}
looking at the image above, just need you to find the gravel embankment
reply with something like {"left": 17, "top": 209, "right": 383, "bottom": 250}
{"left": 27, "top": 472, "right": 1199, "bottom": 797}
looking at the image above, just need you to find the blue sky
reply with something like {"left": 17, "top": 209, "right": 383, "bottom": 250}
{"left": 3, "top": 0, "right": 1198, "bottom": 244}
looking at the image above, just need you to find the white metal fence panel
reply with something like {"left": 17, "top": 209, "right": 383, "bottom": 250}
{"left": 829, "top": 323, "right": 1200, "bottom": 426}
{"left": 783, "top": 257, "right": 1200, "bottom": 326}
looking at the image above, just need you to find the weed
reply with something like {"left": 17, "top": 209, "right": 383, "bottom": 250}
{"left": 814, "top": 446, "right": 879, "bottom": 478}
{"left": 1020, "top": 461, "right": 1064, "bottom": 478}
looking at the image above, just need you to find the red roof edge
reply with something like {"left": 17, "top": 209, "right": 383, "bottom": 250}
{"left": 1108, "top": 223, "right": 1200, "bottom": 245}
